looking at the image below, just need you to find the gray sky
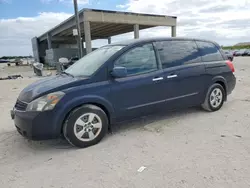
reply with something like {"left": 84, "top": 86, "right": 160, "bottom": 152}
{"left": 0, "top": 0, "right": 250, "bottom": 56}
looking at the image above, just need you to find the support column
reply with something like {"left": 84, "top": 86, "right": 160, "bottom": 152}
{"left": 84, "top": 21, "right": 92, "bottom": 54}
{"left": 47, "top": 33, "right": 52, "bottom": 49}
{"left": 134, "top": 24, "right": 139, "bottom": 39}
{"left": 75, "top": 36, "right": 80, "bottom": 57}
{"left": 171, "top": 26, "right": 176, "bottom": 37}
{"left": 80, "top": 37, "right": 84, "bottom": 56}
{"left": 108, "top": 37, "right": 111, "bottom": 44}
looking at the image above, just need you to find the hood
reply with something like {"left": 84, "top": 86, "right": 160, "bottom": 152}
{"left": 18, "top": 74, "right": 86, "bottom": 102}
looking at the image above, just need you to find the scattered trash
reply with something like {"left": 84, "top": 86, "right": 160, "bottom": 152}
{"left": 33, "top": 62, "right": 44, "bottom": 76}
{"left": 59, "top": 57, "right": 69, "bottom": 64}
{"left": 46, "top": 71, "right": 52, "bottom": 76}
{"left": 57, "top": 57, "right": 69, "bottom": 73}
{"left": 180, "top": 180, "right": 187, "bottom": 184}
{"left": 45, "top": 158, "right": 52, "bottom": 162}
{"left": 137, "top": 166, "right": 147, "bottom": 172}
{"left": 234, "top": 135, "right": 242, "bottom": 138}
{"left": 0, "top": 74, "right": 23, "bottom": 80}
{"left": 241, "top": 99, "right": 250, "bottom": 102}
{"left": 221, "top": 135, "right": 226, "bottom": 137}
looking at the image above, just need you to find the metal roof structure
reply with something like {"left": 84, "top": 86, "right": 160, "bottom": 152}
{"left": 32, "top": 9, "right": 177, "bottom": 63}
{"left": 38, "top": 9, "right": 177, "bottom": 42}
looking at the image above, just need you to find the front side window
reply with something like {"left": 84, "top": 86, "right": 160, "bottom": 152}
{"left": 65, "top": 45, "right": 124, "bottom": 77}
{"left": 196, "top": 41, "right": 223, "bottom": 62}
{"left": 155, "top": 40, "right": 201, "bottom": 69}
{"left": 114, "top": 43, "right": 158, "bottom": 76}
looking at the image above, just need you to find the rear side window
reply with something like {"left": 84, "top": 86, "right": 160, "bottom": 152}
{"left": 196, "top": 41, "right": 223, "bottom": 62}
{"left": 155, "top": 40, "right": 201, "bottom": 69}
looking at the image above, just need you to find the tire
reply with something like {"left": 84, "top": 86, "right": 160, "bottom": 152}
{"left": 63, "top": 104, "right": 109, "bottom": 148}
{"left": 201, "top": 83, "right": 225, "bottom": 112}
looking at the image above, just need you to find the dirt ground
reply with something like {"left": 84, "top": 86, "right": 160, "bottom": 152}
{"left": 0, "top": 58, "right": 250, "bottom": 188}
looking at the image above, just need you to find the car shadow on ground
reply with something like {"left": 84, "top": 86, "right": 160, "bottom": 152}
{"left": 111, "top": 107, "right": 204, "bottom": 134}
{"left": 1, "top": 107, "right": 205, "bottom": 153}
{"left": 0, "top": 130, "right": 74, "bottom": 150}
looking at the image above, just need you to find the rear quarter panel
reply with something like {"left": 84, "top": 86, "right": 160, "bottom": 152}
{"left": 203, "top": 61, "right": 235, "bottom": 96}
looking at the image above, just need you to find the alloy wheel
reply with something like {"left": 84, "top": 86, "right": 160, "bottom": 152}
{"left": 73, "top": 113, "right": 102, "bottom": 142}
{"left": 209, "top": 88, "right": 223, "bottom": 108}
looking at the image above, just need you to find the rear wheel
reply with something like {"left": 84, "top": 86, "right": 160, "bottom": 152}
{"left": 201, "top": 83, "right": 225, "bottom": 112}
{"left": 63, "top": 105, "right": 108, "bottom": 148}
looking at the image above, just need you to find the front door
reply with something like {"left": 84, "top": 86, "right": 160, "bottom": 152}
{"left": 110, "top": 43, "right": 165, "bottom": 120}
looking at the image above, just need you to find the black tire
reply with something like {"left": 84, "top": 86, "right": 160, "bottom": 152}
{"left": 63, "top": 104, "right": 109, "bottom": 148}
{"left": 201, "top": 83, "right": 225, "bottom": 112}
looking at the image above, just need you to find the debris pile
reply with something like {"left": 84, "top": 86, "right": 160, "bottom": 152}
{"left": 0, "top": 75, "right": 23, "bottom": 80}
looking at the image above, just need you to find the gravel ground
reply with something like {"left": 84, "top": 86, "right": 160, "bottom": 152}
{"left": 0, "top": 58, "right": 250, "bottom": 188}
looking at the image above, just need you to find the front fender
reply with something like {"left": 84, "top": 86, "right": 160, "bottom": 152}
{"left": 52, "top": 95, "right": 115, "bottom": 134}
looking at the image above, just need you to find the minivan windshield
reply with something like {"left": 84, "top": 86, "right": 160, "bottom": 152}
{"left": 65, "top": 45, "right": 125, "bottom": 77}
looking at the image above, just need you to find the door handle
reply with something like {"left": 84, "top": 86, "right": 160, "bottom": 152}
{"left": 167, "top": 74, "right": 177, "bottom": 79}
{"left": 152, "top": 77, "right": 164, "bottom": 81}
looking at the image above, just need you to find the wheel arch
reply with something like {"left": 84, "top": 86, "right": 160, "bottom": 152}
{"left": 54, "top": 95, "right": 115, "bottom": 135}
{"left": 202, "top": 76, "right": 228, "bottom": 103}
{"left": 211, "top": 76, "right": 228, "bottom": 101}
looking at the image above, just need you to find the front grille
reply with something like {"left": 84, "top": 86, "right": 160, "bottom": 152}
{"left": 15, "top": 99, "right": 28, "bottom": 111}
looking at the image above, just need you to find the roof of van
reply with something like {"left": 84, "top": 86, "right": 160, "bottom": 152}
{"left": 109, "top": 37, "right": 219, "bottom": 46}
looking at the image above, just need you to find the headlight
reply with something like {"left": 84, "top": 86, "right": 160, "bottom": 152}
{"left": 26, "top": 91, "right": 65, "bottom": 111}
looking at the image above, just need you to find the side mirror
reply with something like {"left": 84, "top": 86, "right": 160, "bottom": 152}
{"left": 111, "top": 66, "right": 127, "bottom": 78}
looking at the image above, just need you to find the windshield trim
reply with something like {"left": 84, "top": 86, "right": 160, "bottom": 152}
{"left": 65, "top": 45, "right": 125, "bottom": 77}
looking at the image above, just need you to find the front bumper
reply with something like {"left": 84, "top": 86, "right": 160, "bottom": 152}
{"left": 11, "top": 109, "right": 61, "bottom": 140}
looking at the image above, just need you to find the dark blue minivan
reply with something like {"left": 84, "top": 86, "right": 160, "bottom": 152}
{"left": 11, "top": 37, "right": 236, "bottom": 148}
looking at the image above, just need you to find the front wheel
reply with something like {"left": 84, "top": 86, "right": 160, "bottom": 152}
{"left": 63, "top": 105, "right": 109, "bottom": 148}
{"left": 201, "top": 83, "right": 225, "bottom": 112}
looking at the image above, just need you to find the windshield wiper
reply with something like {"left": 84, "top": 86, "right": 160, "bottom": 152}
{"left": 61, "top": 71, "right": 74, "bottom": 77}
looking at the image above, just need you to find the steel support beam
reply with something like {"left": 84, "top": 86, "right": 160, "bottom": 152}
{"left": 84, "top": 11, "right": 177, "bottom": 26}
{"left": 84, "top": 21, "right": 92, "bottom": 54}
{"left": 134, "top": 24, "right": 139, "bottom": 39}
